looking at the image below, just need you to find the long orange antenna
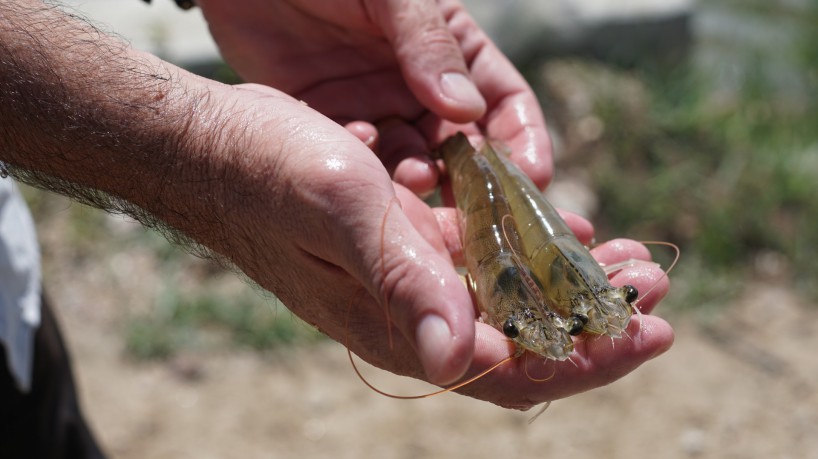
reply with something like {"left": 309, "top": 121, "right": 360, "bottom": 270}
{"left": 343, "top": 284, "right": 516, "bottom": 400}
{"left": 347, "top": 349, "right": 515, "bottom": 400}
{"left": 523, "top": 352, "right": 557, "bottom": 383}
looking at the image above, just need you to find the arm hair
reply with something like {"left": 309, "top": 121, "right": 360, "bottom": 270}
{"left": 0, "top": 0, "right": 235, "bottom": 261}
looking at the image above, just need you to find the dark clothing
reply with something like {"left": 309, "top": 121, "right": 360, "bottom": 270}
{"left": 142, "top": 0, "right": 196, "bottom": 10}
{"left": 1, "top": 294, "right": 106, "bottom": 459}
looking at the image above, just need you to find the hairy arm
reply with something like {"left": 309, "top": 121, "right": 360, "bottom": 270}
{"left": 0, "top": 0, "right": 480, "bottom": 388}
{"left": 1, "top": 1, "right": 233, "bottom": 252}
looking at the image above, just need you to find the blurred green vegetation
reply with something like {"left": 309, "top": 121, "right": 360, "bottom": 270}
{"left": 535, "top": 1, "right": 818, "bottom": 308}
{"left": 125, "top": 290, "right": 322, "bottom": 360}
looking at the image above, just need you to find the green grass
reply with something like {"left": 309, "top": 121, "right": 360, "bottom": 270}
{"left": 125, "top": 289, "right": 323, "bottom": 360}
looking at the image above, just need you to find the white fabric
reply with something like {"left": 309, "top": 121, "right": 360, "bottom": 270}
{"left": 0, "top": 178, "right": 42, "bottom": 392}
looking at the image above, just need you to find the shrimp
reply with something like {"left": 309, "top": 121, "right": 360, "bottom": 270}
{"left": 477, "top": 141, "right": 638, "bottom": 338}
{"left": 439, "top": 133, "right": 574, "bottom": 360}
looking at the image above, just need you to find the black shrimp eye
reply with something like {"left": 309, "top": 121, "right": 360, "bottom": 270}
{"left": 568, "top": 314, "right": 588, "bottom": 335}
{"left": 502, "top": 318, "right": 519, "bottom": 339}
{"left": 623, "top": 285, "right": 639, "bottom": 304}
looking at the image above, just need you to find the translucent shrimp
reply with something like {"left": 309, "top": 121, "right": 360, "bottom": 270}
{"left": 439, "top": 133, "right": 574, "bottom": 360}
{"left": 477, "top": 141, "right": 638, "bottom": 338}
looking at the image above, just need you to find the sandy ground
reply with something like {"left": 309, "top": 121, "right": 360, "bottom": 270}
{"left": 32, "top": 201, "right": 818, "bottom": 459}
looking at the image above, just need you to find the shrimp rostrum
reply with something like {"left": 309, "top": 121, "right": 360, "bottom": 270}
{"left": 439, "top": 133, "right": 573, "bottom": 360}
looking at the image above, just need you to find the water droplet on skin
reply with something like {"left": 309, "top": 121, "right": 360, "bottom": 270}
{"left": 323, "top": 156, "right": 345, "bottom": 172}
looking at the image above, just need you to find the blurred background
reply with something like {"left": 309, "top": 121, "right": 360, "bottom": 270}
{"left": 22, "top": 0, "right": 818, "bottom": 457}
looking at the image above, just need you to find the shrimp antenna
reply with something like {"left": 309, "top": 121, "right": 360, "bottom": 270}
{"left": 605, "top": 241, "right": 679, "bottom": 338}
{"left": 523, "top": 352, "right": 557, "bottom": 383}
{"left": 528, "top": 401, "right": 553, "bottom": 424}
{"left": 347, "top": 349, "right": 514, "bottom": 400}
{"left": 632, "top": 241, "right": 681, "bottom": 308}
{"left": 343, "top": 286, "right": 516, "bottom": 399}
{"left": 620, "top": 327, "right": 634, "bottom": 343}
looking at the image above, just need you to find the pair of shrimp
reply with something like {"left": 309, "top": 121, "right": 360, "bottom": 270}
{"left": 471, "top": 135, "right": 641, "bottom": 339}
{"left": 439, "top": 132, "right": 574, "bottom": 360}
{"left": 348, "top": 133, "right": 674, "bottom": 400}
{"left": 440, "top": 132, "right": 666, "bottom": 357}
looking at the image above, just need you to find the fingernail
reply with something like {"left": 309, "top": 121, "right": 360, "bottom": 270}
{"left": 440, "top": 72, "right": 485, "bottom": 111}
{"left": 416, "top": 314, "right": 455, "bottom": 384}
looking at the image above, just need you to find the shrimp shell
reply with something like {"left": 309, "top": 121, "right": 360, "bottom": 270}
{"left": 478, "top": 141, "right": 638, "bottom": 337}
{"left": 439, "top": 133, "right": 573, "bottom": 360}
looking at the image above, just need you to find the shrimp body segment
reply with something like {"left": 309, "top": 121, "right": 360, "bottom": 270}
{"left": 439, "top": 134, "right": 574, "bottom": 360}
{"left": 479, "top": 142, "right": 638, "bottom": 337}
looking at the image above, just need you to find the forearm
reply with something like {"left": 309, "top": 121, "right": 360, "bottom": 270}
{"left": 0, "top": 1, "right": 241, "bottom": 256}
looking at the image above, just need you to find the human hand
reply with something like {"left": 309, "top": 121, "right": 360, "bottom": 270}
{"left": 192, "top": 0, "right": 672, "bottom": 408}
{"left": 195, "top": 84, "right": 671, "bottom": 409}
{"left": 188, "top": 83, "right": 476, "bottom": 386}
{"left": 195, "top": 0, "right": 553, "bottom": 196}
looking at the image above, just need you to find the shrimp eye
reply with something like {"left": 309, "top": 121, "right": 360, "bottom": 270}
{"left": 568, "top": 314, "right": 588, "bottom": 335}
{"left": 502, "top": 318, "right": 519, "bottom": 339}
{"left": 623, "top": 285, "right": 638, "bottom": 304}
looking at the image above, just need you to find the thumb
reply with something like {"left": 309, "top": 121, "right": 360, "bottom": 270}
{"left": 363, "top": 193, "right": 475, "bottom": 385}
{"left": 369, "top": 0, "right": 486, "bottom": 123}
